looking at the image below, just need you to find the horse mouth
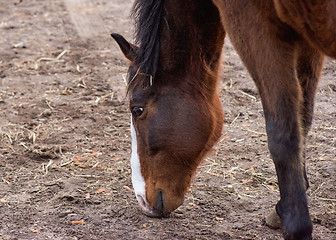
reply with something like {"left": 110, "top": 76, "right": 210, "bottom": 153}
{"left": 136, "top": 193, "right": 170, "bottom": 218}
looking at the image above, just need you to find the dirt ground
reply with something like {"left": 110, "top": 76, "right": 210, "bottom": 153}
{"left": 0, "top": 1, "right": 335, "bottom": 239}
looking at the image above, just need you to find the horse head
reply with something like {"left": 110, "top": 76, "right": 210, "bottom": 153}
{"left": 112, "top": 31, "right": 224, "bottom": 217}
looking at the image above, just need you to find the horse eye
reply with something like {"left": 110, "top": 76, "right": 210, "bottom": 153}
{"left": 131, "top": 107, "right": 144, "bottom": 117}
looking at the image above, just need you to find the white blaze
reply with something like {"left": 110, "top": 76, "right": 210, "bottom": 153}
{"left": 130, "top": 117, "right": 148, "bottom": 209}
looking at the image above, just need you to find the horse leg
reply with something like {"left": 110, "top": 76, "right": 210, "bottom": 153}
{"left": 266, "top": 41, "right": 326, "bottom": 231}
{"left": 213, "top": 1, "right": 314, "bottom": 239}
{"left": 296, "top": 42, "right": 326, "bottom": 139}
{"left": 296, "top": 41, "right": 326, "bottom": 188}
{"left": 258, "top": 55, "right": 312, "bottom": 240}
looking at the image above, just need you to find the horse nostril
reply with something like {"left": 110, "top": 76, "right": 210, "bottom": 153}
{"left": 155, "top": 190, "right": 169, "bottom": 217}
{"left": 155, "top": 190, "right": 164, "bottom": 212}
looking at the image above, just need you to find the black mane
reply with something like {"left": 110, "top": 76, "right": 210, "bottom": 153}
{"left": 132, "top": 0, "right": 165, "bottom": 78}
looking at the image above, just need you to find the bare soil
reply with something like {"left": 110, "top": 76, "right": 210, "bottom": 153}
{"left": 0, "top": 1, "right": 335, "bottom": 239}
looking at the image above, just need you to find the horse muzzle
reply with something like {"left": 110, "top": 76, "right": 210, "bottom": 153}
{"left": 136, "top": 190, "right": 170, "bottom": 218}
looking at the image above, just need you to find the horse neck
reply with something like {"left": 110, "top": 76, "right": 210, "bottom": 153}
{"left": 158, "top": 0, "right": 225, "bottom": 96}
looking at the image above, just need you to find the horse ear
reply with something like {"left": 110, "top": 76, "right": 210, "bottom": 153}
{"left": 111, "top": 33, "right": 138, "bottom": 62}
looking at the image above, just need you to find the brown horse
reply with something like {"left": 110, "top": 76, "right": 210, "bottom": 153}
{"left": 112, "top": 1, "right": 335, "bottom": 240}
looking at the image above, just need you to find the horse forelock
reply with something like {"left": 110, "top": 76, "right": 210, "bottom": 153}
{"left": 132, "top": 0, "right": 165, "bottom": 81}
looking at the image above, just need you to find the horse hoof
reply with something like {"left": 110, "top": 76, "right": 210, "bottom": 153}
{"left": 266, "top": 208, "right": 282, "bottom": 229}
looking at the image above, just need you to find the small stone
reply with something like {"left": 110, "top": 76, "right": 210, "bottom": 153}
{"left": 41, "top": 109, "right": 52, "bottom": 117}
